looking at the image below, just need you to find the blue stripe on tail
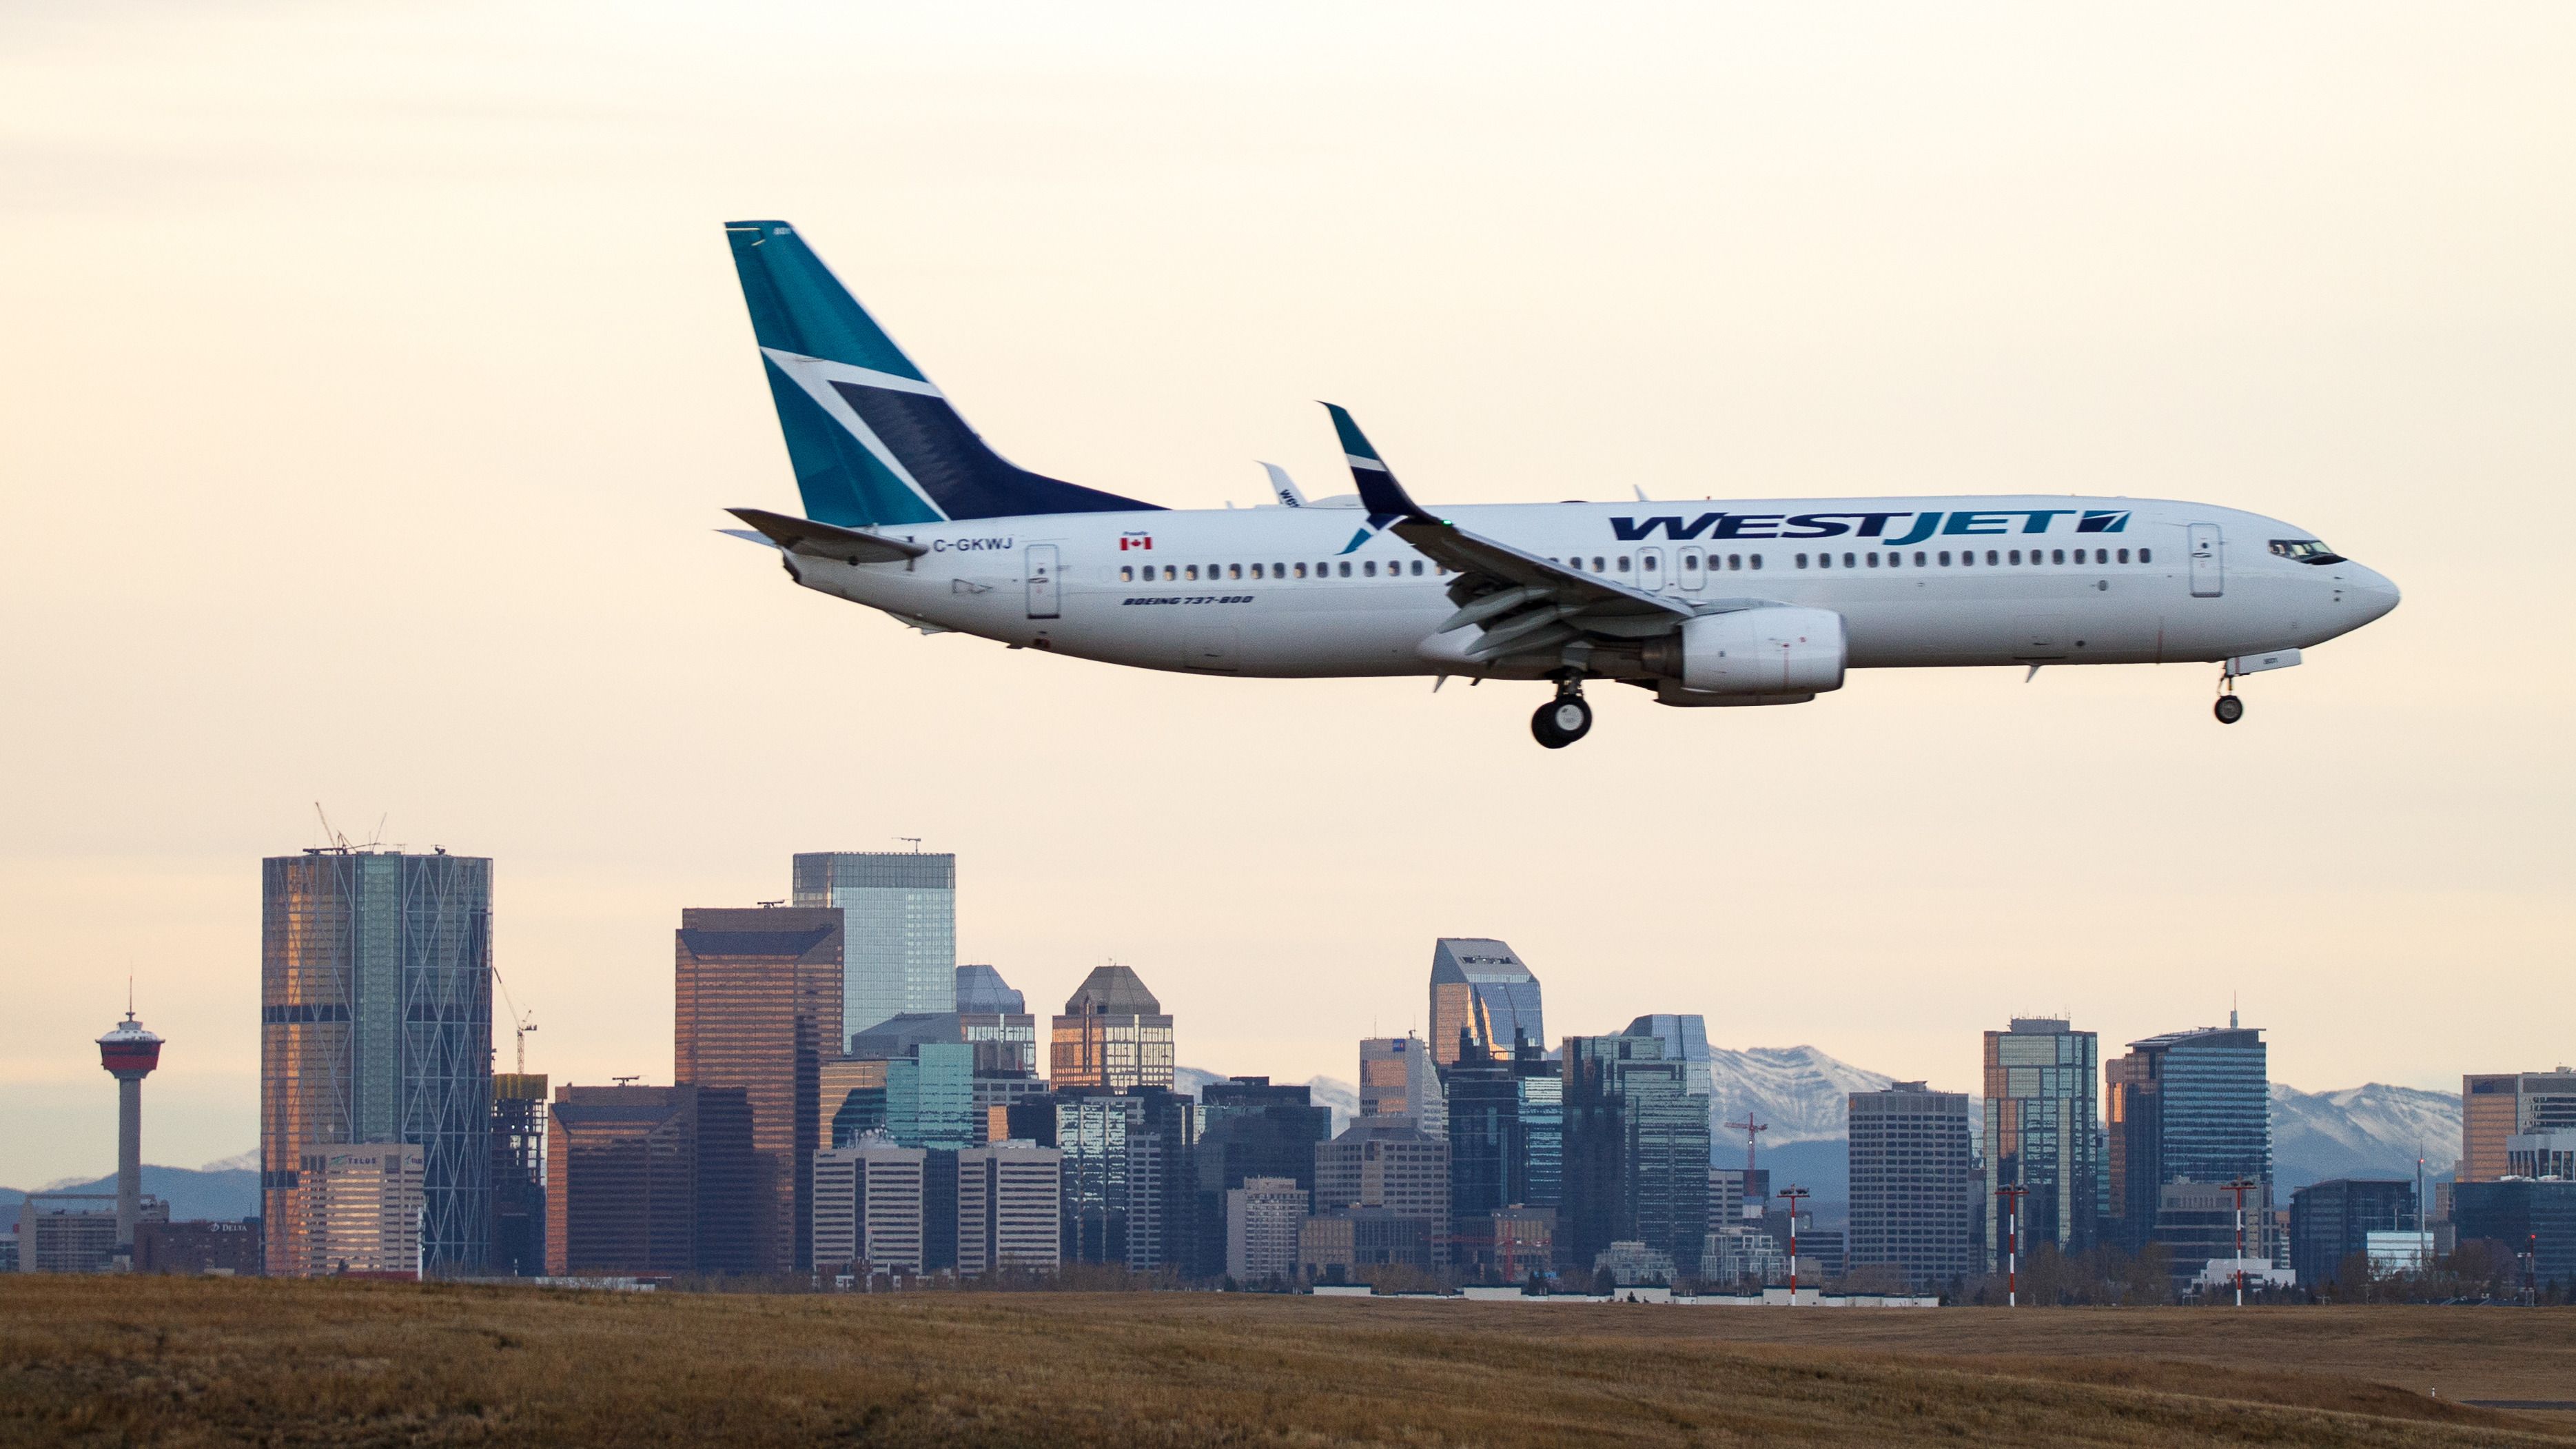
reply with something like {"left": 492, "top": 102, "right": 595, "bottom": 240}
{"left": 726, "top": 221, "right": 1160, "bottom": 525}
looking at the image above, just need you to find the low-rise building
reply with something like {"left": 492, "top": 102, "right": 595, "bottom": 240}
{"left": 1594, "top": 1239, "right": 1677, "bottom": 1286}
{"left": 134, "top": 1219, "right": 264, "bottom": 1276}
{"left": 1298, "top": 1208, "right": 1431, "bottom": 1282}
{"left": 17, "top": 1193, "right": 165, "bottom": 1274}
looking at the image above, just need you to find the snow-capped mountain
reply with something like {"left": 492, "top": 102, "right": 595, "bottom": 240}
{"left": 2269, "top": 1082, "right": 2458, "bottom": 1188}
{"left": 1705, "top": 1045, "right": 1895, "bottom": 1147}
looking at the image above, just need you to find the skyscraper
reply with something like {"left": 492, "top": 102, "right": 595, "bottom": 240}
{"left": 1981, "top": 1017, "right": 2100, "bottom": 1268}
{"left": 1359, "top": 1034, "right": 1447, "bottom": 1135}
{"left": 1444, "top": 1043, "right": 1562, "bottom": 1265}
{"left": 1428, "top": 938, "right": 1543, "bottom": 1066}
{"left": 2462, "top": 1069, "right": 2576, "bottom": 1183}
{"left": 958, "top": 1142, "right": 1063, "bottom": 1278}
{"left": 1314, "top": 1117, "right": 1451, "bottom": 1227}
{"left": 1621, "top": 1015, "right": 1715, "bottom": 1102}
{"left": 1055, "top": 1088, "right": 1196, "bottom": 1270}
{"left": 674, "top": 906, "right": 843, "bottom": 1273}
{"left": 1846, "top": 1082, "right": 1974, "bottom": 1291}
{"left": 1050, "top": 965, "right": 1174, "bottom": 1090}
{"left": 2105, "top": 1021, "right": 2272, "bottom": 1259}
{"left": 1192, "top": 1077, "right": 1331, "bottom": 1277}
{"left": 260, "top": 849, "right": 492, "bottom": 1278}
{"left": 1562, "top": 1035, "right": 1710, "bottom": 1278}
{"left": 954, "top": 964, "right": 1024, "bottom": 1014}
{"left": 792, "top": 850, "right": 957, "bottom": 1035}
{"left": 545, "top": 1083, "right": 755, "bottom": 1277}
{"left": 489, "top": 1072, "right": 548, "bottom": 1276}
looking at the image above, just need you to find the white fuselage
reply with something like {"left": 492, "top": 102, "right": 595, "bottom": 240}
{"left": 775, "top": 495, "right": 2400, "bottom": 681}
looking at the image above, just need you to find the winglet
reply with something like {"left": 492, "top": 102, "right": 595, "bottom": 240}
{"left": 1259, "top": 461, "right": 1306, "bottom": 508}
{"left": 1320, "top": 403, "right": 1435, "bottom": 525}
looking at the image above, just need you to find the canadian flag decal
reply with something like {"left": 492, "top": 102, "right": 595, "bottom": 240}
{"left": 1119, "top": 531, "right": 1153, "bottom": 551}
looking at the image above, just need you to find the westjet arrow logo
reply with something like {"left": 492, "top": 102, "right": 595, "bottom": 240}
{"left": 1606, "top": 509, "right": 2131, "bottom": 542}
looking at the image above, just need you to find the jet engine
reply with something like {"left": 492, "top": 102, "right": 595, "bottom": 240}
{"left": 1641, "top": 607, "right": 1847, "bottom": 702}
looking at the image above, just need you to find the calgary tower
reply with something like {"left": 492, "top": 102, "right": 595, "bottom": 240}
{"left": 96, "top": 1000, "right": 164, "bottom": 1266}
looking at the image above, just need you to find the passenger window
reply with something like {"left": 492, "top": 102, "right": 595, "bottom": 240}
{"left": 2116, "top": 548, "right": 2129, "bottom": 564}
{"left": 1338, "top": 561, "right": 1351, "bottom": 578}
{"left": 1275, "top": 563, "right": 1286, "bottom": 576}
{"left": 1750, "top": 554, "right": 1763, "bottom": 569}
{"left": 1938, "top": 551, "right": 1951, "bottom": 566}
{"left": 1914, "top": 551, "right": 1927, "bottom": 566}
{"left": 1796, "top": 553, "right": 1810, "bottom": 569}
{"left": 1185, "top": 565, "right": 1199, "bottom": 580}
{"left": 1229, "top": 564, "right": 1243, "bottom": 580}
{"left": 1684, "top": 555, "right": 1699, "bottom": 572}
{"left": 1985, "top": 551, "right": 1999, "bottom": 565}
{"left": 2140, "top": 547, "right": 2152, "bottom": 563}
{"left": 1251, "top": 563, "right": 1264, "bottom": 579}
{"left": 1842, "top": 552, "right": 1856, "bottom": 569}
{"left": 1364, "top": 560, "right": 1377, "bottom": 577}
{"left": 1868, "top": 552, "right": 1881, "bottom": 568}
{"left": 1119, "top": 566, "right": 1134, "bottom": 582}
{"left": 2008, "top": 549, "right": 2021, "bottom": 565}
{"left": 1294, "top": 563, "right": 1307, "bottom": 578}
{"left": 1592, "top": 556, "right": 1605, "bottom": 572}
{"left": 1728, "top": 554, "right": 1741, "bottom": 570}
{"left": 1616, "top": 556, "right": 1631, "bottom": 571}
{"left": 2095, "top": 548, "right": 2108, "bottom": 565}
{"left": 1411, "top": 560, "right": 1425, "bottom": 576}
{"left": 1161, "top": 565, "right": 1174, "bottom": 581}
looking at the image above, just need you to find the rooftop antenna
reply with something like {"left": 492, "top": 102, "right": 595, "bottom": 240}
{"left": 898, "top": 836, "right": 922, "bottom": 853}
{"left": 612, "top": 1075, "right": 641, "bottom": 1086}
{"left": 2231, "top": 992, "right": 2239, "bottom": 1030}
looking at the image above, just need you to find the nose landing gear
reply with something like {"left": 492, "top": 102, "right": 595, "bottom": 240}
{"left": 1532, "top": 678, "right": 1593, "bottom": 749}
{"left": 2214, "top": 693, "right": 2244, "bottom": 724}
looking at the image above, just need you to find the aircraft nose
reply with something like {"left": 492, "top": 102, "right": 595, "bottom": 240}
{"left": 2351, "top": 564, "right": 2401, "bottom": 622}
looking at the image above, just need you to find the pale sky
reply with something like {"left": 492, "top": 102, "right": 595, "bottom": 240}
{"left": 3, "top": 2, "right": 2570, "bottom": 1185}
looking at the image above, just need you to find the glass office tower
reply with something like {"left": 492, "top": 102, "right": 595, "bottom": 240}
{"left": 793, "top": 851, "right": 956, "bottom": 1035}
{"left": 673, "top": 906, "right": 843, "bottom": 1273}
{"left": 1981, "top": 1017, "right": 2100, "bottom": 1268}
{"left": 1428, "top": 938, "right": 1544, "bottom": 1067}
{"left": 260, "top": 849, "right": 492, "bottom": 1277}
{"left": 2105, "top": 1020, "right": 2272, "bottom": 1252}
{"left": 1561, "top": 1035, "right": 1710, "bottom": 1278}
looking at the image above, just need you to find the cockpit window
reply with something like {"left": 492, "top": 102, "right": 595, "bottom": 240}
{"left": 2269, "top": 538, "right": 2346, "bottom": 565}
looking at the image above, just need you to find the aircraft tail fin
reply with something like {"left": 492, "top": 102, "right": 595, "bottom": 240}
{"left": 724, "top": 221, "right": 1159, "bottom": 526}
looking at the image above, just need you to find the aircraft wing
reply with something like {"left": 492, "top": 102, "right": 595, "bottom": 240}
{"left": 1320, "top": 403, "right": 1702, "bottom": 664}
{"left": 725, "top": 507, "right": 928, "bottom": 563}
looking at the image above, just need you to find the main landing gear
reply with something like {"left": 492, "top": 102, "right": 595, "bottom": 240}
{"left": 1532, "top": 678, "right": 1593, "bottom": 749}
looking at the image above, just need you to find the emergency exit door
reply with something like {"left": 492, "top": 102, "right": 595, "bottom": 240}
{"left": 1025, "top": 545, "right": 1060, "bottom": 618}
{"left": 2187, "top": 524, "right": 2223, "bottom": 598}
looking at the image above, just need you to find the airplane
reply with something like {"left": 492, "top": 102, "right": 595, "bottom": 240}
{"left": 718, "top": 220, "right": 2401, "bottom": 749}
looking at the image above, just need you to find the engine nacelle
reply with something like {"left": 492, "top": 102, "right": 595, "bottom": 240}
{"left": 1643, "top": 607, "right": 1847, "bottom": 698}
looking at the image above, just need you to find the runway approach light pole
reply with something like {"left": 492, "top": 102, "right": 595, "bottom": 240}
{"left": 1779, "top": 1184, "right": 1810, "bottom": 1299}
{"left": 96, "top": 1000, "right": 164, "bottom": 1266}
{"left": 2225, "top": 1177, "right": 2258, "bottom": 1307}
{"left": 1995, "top": 1184, "right": 2030, "bottom": 1308}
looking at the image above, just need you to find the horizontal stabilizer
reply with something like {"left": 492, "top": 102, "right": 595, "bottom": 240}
{"left": 726, "top": 507, "right": 927, "bottom": 563}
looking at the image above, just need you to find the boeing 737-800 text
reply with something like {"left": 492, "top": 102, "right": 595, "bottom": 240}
{"left": 719, "top": 220, "right": 2400, "bottom": 748}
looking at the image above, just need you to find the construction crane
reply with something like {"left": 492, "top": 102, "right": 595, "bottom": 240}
{"left": 1724, "top": 1116, "right": 1768, "bottom": 1175}
{"left": 491, "top": 962, "right": 537, "bottom": 1075}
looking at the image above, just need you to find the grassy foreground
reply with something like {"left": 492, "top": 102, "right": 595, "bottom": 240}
{"left": 3, "top": 1278, "right": 2573, "bottom": 1447}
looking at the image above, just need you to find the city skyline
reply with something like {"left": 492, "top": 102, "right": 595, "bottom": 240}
{"left": 5, "top": 6, "right": 2573, "bottom": 1188}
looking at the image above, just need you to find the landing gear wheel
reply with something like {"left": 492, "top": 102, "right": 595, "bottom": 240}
{"left": 2214, "top": 694, "right": 2245, "bottom": 724}
{"left": 1532, "top": 694, "right": 1593, "bottom": 749}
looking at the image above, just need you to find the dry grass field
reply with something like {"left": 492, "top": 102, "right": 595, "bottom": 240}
{"left": 3, "top": 1278, "right": 2573, "bottom": 1447}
